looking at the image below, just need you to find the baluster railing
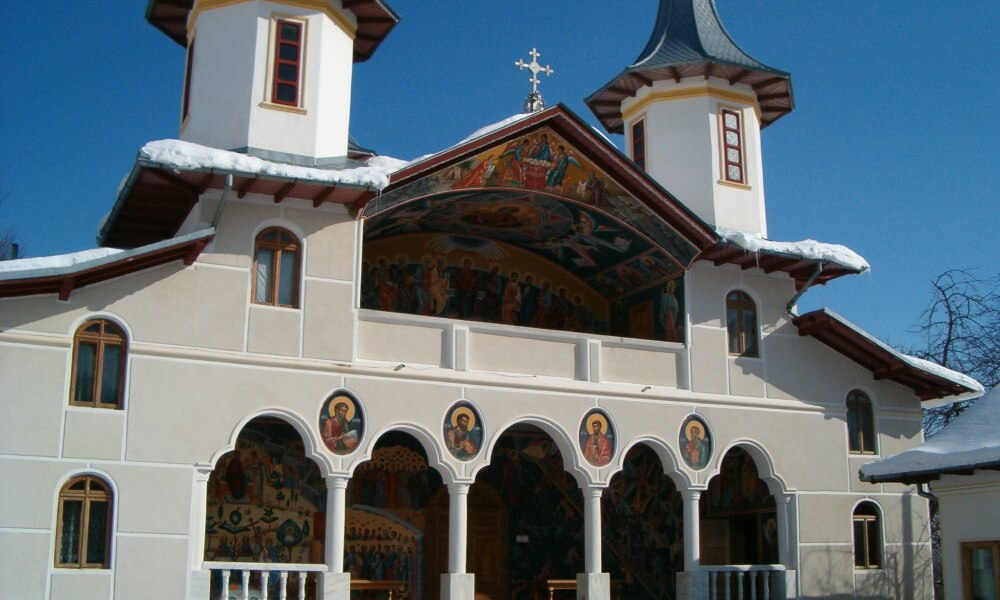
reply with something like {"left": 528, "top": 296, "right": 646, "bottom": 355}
{"left": 700, "top": 565, "right": 788, "bottom": 600}
{"left": 203, "top": 562, "right": 326, "bottom": 600}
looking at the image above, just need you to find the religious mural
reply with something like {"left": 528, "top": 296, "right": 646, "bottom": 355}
{"left": 442, "top": 401, "right": 483, "bottom": 461}
{"left": 604, "top": 445, "right": 685, "bottom": 600}
{"left": 679, "top": 415, "right": 712, "bottom": 470}
{"left": 205, "top": 419, "right": 326, "bottom": 566}
{"left": 320, "top": 392, "right": 363, "bottom": 455}
{"left": 579, "top": 409, "right": 615, "bottom": 467}
{"left": 701, "top": 448, "right": 779, "bottom": 565}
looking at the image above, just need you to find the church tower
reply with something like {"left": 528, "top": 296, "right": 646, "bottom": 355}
{"left": 586, "top": 0, "right": 792, "bottom": 236}
{"left": 146, "top": 0, "right": 398, "bottom": 166}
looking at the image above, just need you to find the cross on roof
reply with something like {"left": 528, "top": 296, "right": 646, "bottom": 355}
{"left": 515, "top": 48, "right": 554, "bottom": 113}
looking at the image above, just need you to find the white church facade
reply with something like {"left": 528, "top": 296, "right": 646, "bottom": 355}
{"left": 0, "top": 1, "right": 983, "bottom": 600}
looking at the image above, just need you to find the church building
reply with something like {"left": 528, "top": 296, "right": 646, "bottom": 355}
{"left": 0, "top": 1, "right": 983, "bottom": 599}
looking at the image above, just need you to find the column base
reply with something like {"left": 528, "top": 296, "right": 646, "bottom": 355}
{"left": 440, "top": 573, "right": 475, "bottom": 600}
{"left": 188, "top": 569, "right": 211, "bottom": 600}
{"left": 675, "top": 571, "right": 709, "bottom": 600}
{"left": 320, "top": 572, "right": 351, "bottom": 600}
{"left": 576, "top": 572, "right": 610, "bottom": 600}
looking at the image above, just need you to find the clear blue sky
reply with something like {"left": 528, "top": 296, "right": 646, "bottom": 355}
{"left": 2, "top": 1, "right": 997, "bottom": 351}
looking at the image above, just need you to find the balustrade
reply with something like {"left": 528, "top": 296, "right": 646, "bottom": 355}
{"left": 204, "top": 561, "right": 326, "bottom": 600}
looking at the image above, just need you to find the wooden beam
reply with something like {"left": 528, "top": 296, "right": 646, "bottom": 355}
{"left": 145, "top": 168, "right": 201, "bottom": 193}
{"left": 703, "top": 63, "right": 714, "bottom": 81}
{"left": 631, "top": 73, "right": 654, "bottom": 88}
{"left": 753, "top": 77, "right": 785, "bottom": 91}
{"left": 184, "top": 240, "right": 209, "bottom": 266}
{"left": 589, "top": 100, "right": 621, "bottom": 109}
{"left": 608, "top": 86, "right": 635, "bottom": 98}
{"left": 59, "top": 277, "right": 75, "bottom": 301}
{"left": 273, "top": 182, "right": 296, "bottom": 204}
{"left": 668, "top": 66, "right": 681, "bottom": 84}
{"left": 236, "top": 177, "right": 256, "bottom": 199}
{"left": 312, "top": 186, "right": 337, "bottom": 208}
{"left": 196, "top": 173, "right": 215, "bottom": 195}
{"left": 874, "top": 364, "right": 905, "bottom": 380}
{"left": 756, "top": 92, "right": 790, "bottom": 102}
{"left": 728, "top": 69, "right": 752, "bottom": 85}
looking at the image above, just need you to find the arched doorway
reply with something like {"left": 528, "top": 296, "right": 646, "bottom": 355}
{"left": 700, "top": 447, "right": 779, "bottom": 566}
{"left": 471, "top": 424, "right": 584, "bottom": 599}
{"left": 604, "top": 444, "right": 685, "bottom": 599}
{"left": 346, "top": 431, "right": 444, "bottom": 599}
{"left": 205, "top": 417, "right": 326, "bottom": 598}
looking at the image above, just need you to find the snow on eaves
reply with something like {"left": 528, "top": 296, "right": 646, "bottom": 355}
{"left": 0, "top": 228, "right": 216, "bottom": 282}
{"left": 139, "top": 140, "right": 402, "bottom": 191}
{"left": 860, "top": 387, "right": 1000, "bottom": 482}
{"left": 457, "top": 113, "right": 534, "bottom": 146}
{"left": 716, "top": 226, "right": 870, "bottom": 273}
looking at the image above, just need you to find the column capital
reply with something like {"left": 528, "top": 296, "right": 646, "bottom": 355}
{"left": 684, "top": 488, "right": 704, "bottom": 502}
{"left": 325, "top": 474, "right": 350, "bottom": 490}
{"left": 447, "top": 481, "right": 472, "bottom": 495}
{"left": 583, "top": 485, "right": 605, "bottom": 500}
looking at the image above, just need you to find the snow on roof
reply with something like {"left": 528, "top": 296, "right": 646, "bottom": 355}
{"left": 0, "top": 228, "right": 215, "bottom": 282}
{"left": 456, "top": 112, "right": 534, "bottom": 146}
{"left": 814, "top": 308, "right": 984, "bottom": 404}
{"left": 860, "top": 387, "right": 1000, "bottom": 482}
{"left": 139, "top": 140, "right": 400, "bottom": 190}
{"left": 716, "top": 227, "right": 870, "bottom": 273}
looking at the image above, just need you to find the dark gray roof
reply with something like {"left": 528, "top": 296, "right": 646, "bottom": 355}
{"left": 586, "top": 0, "right": 794, "bottom": 133}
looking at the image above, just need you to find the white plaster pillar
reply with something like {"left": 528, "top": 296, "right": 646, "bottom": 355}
{"left": 187, "top": 468, "right": 212, "bottom": 599}
{"left": 577, "top": 486, "right": 610, "bottom": 600}
{"left": 441, "top": 482, "right": 474, "bottom": 600}
{"left": 322, "top": 475, "right": 351, "bottom": 600}
{"left": 683, "top": 489, "right": 701, "bottom": 571}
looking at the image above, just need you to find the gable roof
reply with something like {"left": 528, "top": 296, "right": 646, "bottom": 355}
{"left": 793, "top": 308, "right": 984, "bottom": 402}
{"left": 860, "top": 387, "right": 1000, "bottom": 484}
{"left": 586, "top": 0, "right": 793, "bottom": 133}
{"left": 145, "top": 0, "right": 399, "bottom": 62}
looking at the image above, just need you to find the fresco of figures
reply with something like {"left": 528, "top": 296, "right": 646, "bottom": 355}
{"left": 205, "top": 420, "right": 326, "bottom": 566}
{"left": 319, "top": 393, "right": 363, "bottom": 456}
{"left": 579, "top": 409, "right": 616, "bottom": 467}
{"left": 679, "top": 415, "right": 712, "bottom": 470}
{"left": 443, "top": 401, "right": 483, "bottom": 461}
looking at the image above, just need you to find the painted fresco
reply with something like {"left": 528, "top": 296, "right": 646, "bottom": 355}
{"left": 704, "top": 448, "right": 775, "bottom": 517}
{"left": 205, "top": 419, "right": 326, "bottom": 565}
{"left": 579, "top": 409, "right": 615, "bottom": 467}
{"left": 344, "top": 507, "right": 420, "bottom": 586}
{"left": 442, "top": 401, "right": 483, "bottom": 461}
{"left": 702, "top": 448, "right": 779, "bottom": 565}
{"left": 679, "top": 415, "right": 712, "bottom": 470}
{"left": 320, "top": 392, "right": 363, "bottom": 455}
{"left": 363, "top": 126, "right": 700, "bottom": 268}
{"left": 605, "top": 445, "right": 685, "bottom": 600}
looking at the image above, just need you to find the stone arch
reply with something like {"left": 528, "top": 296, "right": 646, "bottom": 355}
{"left": 473, "top": 415, "right": 587, "bottom": 487}
{"left": 705, "top": 439, "right": 789, "bottom": 498}
{"left": 208, "top": 408, "right": 334, "bottom": 477}
{"left": 608, "top": 436, "right": 693, "bottom": 490}
{"left": 356, "top": 422, "right": 457, "bottom": 484}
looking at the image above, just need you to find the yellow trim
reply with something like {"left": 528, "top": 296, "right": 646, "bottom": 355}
{"left": 622, "top": 85, "right": 759, "bottom": 122}
{"left": 717, "top": 179, "right": 751, "bottom": 191}
{"left": 190, "top": 0, "right": 357, "bottom": 40}
{"left": 259, "top": 101, "right": 308, "bottom": 115}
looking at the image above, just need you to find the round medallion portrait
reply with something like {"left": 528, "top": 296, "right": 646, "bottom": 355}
{"left": 319, "top": 392, "right": 364, "bottom": 455}
{"left": 579, "top": 409, "right": 615, "bottom": 467}
{"left": 443, "top": 401, "right": 483, "bottom": 461}
{"left": 679, "top": 415, "right": 712, "bottom": 470}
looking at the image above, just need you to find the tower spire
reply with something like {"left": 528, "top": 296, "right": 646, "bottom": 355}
{"left": 586, "top": 0, "right": 792, "bottom": 133}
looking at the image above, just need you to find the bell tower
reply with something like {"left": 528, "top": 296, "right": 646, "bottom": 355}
{"left": 146, "top": 0, "right": 398, "bottom": 166}
{"left": 586, "top": 0, "right": 792, "bottom": 236}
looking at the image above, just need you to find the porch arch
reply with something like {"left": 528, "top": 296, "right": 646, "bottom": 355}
{"left": 473, "top": 415, "right": 587, "bottom": 487}
{"left": 208, "top": 408, "right": 334, "bottom": 477}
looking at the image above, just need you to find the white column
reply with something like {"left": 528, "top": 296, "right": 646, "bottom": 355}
{"left": 323, "top": 475, "right": 351, "bottom": 600}
{"left": 442, "top": 483, "right": 474, "bottom": 600}
{"left": 448, "top": 482, "right": 470, "bottom": 573}
{"left": 187, "top": 468, "right": 212, "bottom": 599}
{"left": 583, "top": 486, "right": 603, "bottom": 573}
{"left": 684, "top": 489, "right": 701, "bottom": 571}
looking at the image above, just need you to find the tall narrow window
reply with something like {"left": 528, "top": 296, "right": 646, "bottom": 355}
{"left": 726, "top": 291, "right": 758, "bottom": 357}
{"left": 70, "top": 319, "right": 127, "bottom": 409}
{"left": 253, "top": 227, "right": 301, "bottom": 308}
{"left": 847, "top": 390, "right": 877, "bottom": 454}
{"left": 56, "top": 476, "right": 113, "bottom": 568}
{"left": 271, "top": 19, "right": 303, "bottom": 106}
{"left": 631, "top": 119, "right": 646, "bottom": 170}
{"left": 721, "top": 108, "right": 745, "bottom": 184}
{"left": 852, "top": 502, "right": 882, "bottom": 569}
{"left": 963, "top": 541, "right": 1000, "bottom": 600}
{"left": 182, "top": 38, "right": 195, "bottom": 121}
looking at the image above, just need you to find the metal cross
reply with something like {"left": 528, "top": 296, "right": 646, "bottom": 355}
{"left": 515, "top": 48, "right": 554, "bottom": 112}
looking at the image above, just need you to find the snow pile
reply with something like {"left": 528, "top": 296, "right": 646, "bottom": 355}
{"left": 457, "top": 113, "right": 534, "bottom": 145}
{"left": 717, "top": 226, "right": 870, "bottom": 272}
{"left": 900, "top": 354, "right": 985, "bottom": 396}
{"left": 0, "top": 248, "right": 125, "bottom": 279}
{"left": 140, "top": 140, "right": 399, "bottom": 190}
{"left": 861, "top": 387, "right": 1000, "bottom": 481}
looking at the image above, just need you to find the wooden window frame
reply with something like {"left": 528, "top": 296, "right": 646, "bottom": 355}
{"left": 182, "top": 37, "right": 195, "bottom": 122}
{"left": 847, "top": 390, "right": 877, "bottom": 454}
{"left": 720, "top": 108, "right": 746, "bottom": 184}
{"left": 69, "top": 319, "right": 127, "bottom": 409}
{"left": 55, "top": 476, "right": 113, "bottom": 569}
{"left": 631, "top": 118, "right": 646, "bottom": 170}
{"left": 251, "top": 227, "right": 301, "bottom": 308}
{"left": 962, "top": 541, "right": 1000, "bottom": 600}
{"left": 271, "top": 19, "right": 304, "bottom": 107}
{"left": 726, "top": 291, "right": 759, "bottom": 357}
{"left": 852, "top": 502, "right": 883, "bottom": 570}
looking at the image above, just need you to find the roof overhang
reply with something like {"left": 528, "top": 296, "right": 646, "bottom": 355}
{"left": 861, "top": 458, "right": 1000, "bottom": 485}
{"left": 586, "top": 61, "right": 793, "bottom": 134}
{"left": 793, "top": 308, "right": 984, "bottom": 402}
{"left": 0, "top": 229, "right": 216, "bottom": 301}
{"left": 697, "top": 241, "right": 864, "bottom": 290}
{"left": 145, "top": 0, "right": 398, "bottom": 62}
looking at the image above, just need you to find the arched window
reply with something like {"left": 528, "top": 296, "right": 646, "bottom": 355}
{"left": 252, "top": 227, "right": 301, "bottom": 307}
{"left": 847, "top": 390, "right": 877, "bottom": 454}
{"left": 726, "top": 291, "right": 759, "bottom": 357}
{"left": 853, "top": 501, "right": 882, "bottom": 569}
{"left": 56, "top": 475, "right": 113, "bottom": 568}
{"left": 70, "top": 319, "right": 127, "bottom": 409}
